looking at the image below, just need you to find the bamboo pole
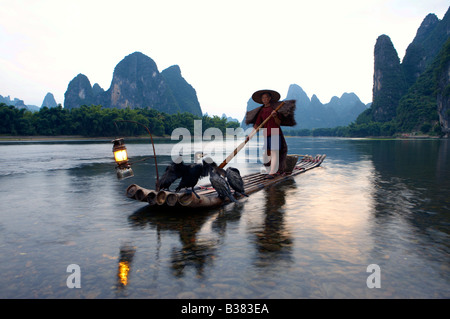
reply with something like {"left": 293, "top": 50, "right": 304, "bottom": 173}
{"left": 147, "top": 191, "right": 157, "bottom": 205}
{"left": 156, "top": 190, "right": 170, "bottom": 205}
{"left": 126, "top": 184, "right": 139, "bottom": 199}
{"left": 218, "top": 101, "right": 285, "bottom": 169}
{"left": 135, "top": 188, "right": 152, "bottom": 202}
{"left": 166, "top": 193, "right": 179, "bottom": 206}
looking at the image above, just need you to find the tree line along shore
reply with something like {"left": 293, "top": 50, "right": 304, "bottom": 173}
{"left": 0, "top": 103, "right": 445, "bottom": 139}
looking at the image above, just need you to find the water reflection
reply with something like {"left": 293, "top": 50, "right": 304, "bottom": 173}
{"left": 117, "top": 243, "right": 136, "bottom": 288}
{"left": 211, "top": 204, "right": 243, "bottom": 238}
{"left": 363, "top": 139, "right": 450, "bottom": 293}
{"left": 1, "top": 138, "right": 449, "bottom": 298}
{"left": 127, "top": 207, "right": 218, "bottom": 278}
{"left": 250, "top": 179, "right": 295, "bottom": 267}
{"left": 365, "top": 139, "right": 450, "bottom": 246}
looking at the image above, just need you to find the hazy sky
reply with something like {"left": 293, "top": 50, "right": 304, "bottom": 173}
{"left": 0, "top": 0, "right": 448, "bottom": 120}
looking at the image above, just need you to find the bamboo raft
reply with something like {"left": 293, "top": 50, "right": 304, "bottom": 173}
{"left": 125, "top": 154, "right": 326, "bottom": 209}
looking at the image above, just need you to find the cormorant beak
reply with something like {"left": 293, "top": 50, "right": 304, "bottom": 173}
{"left": 196, "top": 152, "right": 207, "bottom": 159}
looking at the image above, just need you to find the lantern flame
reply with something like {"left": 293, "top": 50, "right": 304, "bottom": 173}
{"left": 114, "top": 149, "right": 128, "bottom": 163}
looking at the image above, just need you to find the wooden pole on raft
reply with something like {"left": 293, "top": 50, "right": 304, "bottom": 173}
{"left": 218, "top": 101, "right": 285, "bottom": 169}
{"left": 114, "top": 120, "right": 160, "bottom": 190}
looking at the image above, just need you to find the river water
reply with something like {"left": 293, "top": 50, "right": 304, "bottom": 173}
{"left": 0, "top": 137, "right": 449, "bottom": 299}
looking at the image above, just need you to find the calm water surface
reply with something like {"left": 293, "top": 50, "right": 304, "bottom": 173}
{"left": 0, "top": 137, "right": 449, "bottom": 298}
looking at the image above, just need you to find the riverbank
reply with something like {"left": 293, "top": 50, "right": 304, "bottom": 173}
{"left": 1, "top": 134, "right": 444, "bottom": 142}
{"left": 0, "top": 135, "right": 169, "bottom": 142}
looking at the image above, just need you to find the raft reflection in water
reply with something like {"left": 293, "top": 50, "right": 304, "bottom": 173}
{"left": 251, "top": 179, "right": 295, "bottom": 267}
{"left": 119, "top": 177, "right": 298, "bottom": 289}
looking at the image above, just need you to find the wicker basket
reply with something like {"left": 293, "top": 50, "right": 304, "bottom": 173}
{"left": 284, "top": 155, "right": 299, "bottom": 174}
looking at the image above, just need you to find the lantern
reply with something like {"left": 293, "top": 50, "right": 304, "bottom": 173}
{"left": 112, "top": 138, "right": 134, "bottom": 180}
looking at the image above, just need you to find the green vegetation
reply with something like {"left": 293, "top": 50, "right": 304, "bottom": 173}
{"left": 285, "top": 119, "right": 434, "bottom": 138}
{"left": 331, "top": 37, "right": 450, "bottom": 138}
{"left": 395, "top": 38, "right": 450, "bottom": 134}
{"left": 0, "top": 104, "right": 240, "bottom": 137}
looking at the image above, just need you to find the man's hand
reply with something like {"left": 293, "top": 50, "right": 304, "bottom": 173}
{"left": 272, "top": 110, "right": 281, "bottom": 125}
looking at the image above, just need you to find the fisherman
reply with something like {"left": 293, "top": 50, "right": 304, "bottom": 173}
{"left": 249, "top": 89, "right": 290, "bottom": 179}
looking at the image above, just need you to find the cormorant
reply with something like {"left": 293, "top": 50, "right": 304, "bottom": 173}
{"left": 175, "top": 152, "right": 209, "bottom": 198}
{"left": 226, "top": 167, "right": 248, "bottom": 197}
{"left": 202, "top": 158, "right": 225, "bottom": 176}
{"left": 208, "top": 164, "right": 237, "bottom": 203}
{"left": 159, "top": 155, "right": 185, "bottom": 191}
{"left": 158, "top": 157, "right": 184, "bottom": 191}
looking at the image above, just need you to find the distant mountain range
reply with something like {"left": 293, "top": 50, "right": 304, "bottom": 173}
{"left": 64, "top": 52, "right": 203, "bottom": 116}
{"left": 63, "top": 51, "right": 369, "bottom": 128}
{"left": 242, "top": 85, "right": 369, "bottom": 130}
{"left": 0, "top": 92, "right": 58, "bottom": 111}
{"left": 1, "top": 52, "right": 372, "bottom": 128}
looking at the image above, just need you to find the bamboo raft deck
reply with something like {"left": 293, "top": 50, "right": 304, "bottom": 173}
{"left": 126, "top": 154, "right": 326, "bottom": 209}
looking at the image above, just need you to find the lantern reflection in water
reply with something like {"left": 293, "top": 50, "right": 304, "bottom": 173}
{"left": 118, "top": 261, "right": 130, "bottom": 286}
{"left": 117, "top": 244, "right": 136, "bottom": 288}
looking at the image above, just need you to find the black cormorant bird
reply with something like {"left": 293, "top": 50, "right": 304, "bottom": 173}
{"left": 158, "top": 158, "right": 184, "bottom": 191}
{"left": 175, "top": 152, "right": 209, "bottom": 198}
{"left": 208, "top": 164, "right": 237, "bottom": 203}
{"left": 202, "top": 158, "right": 225, "bottom": 176}
{"left": 226, "top": 167, "right": 248, "bottom": 197}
